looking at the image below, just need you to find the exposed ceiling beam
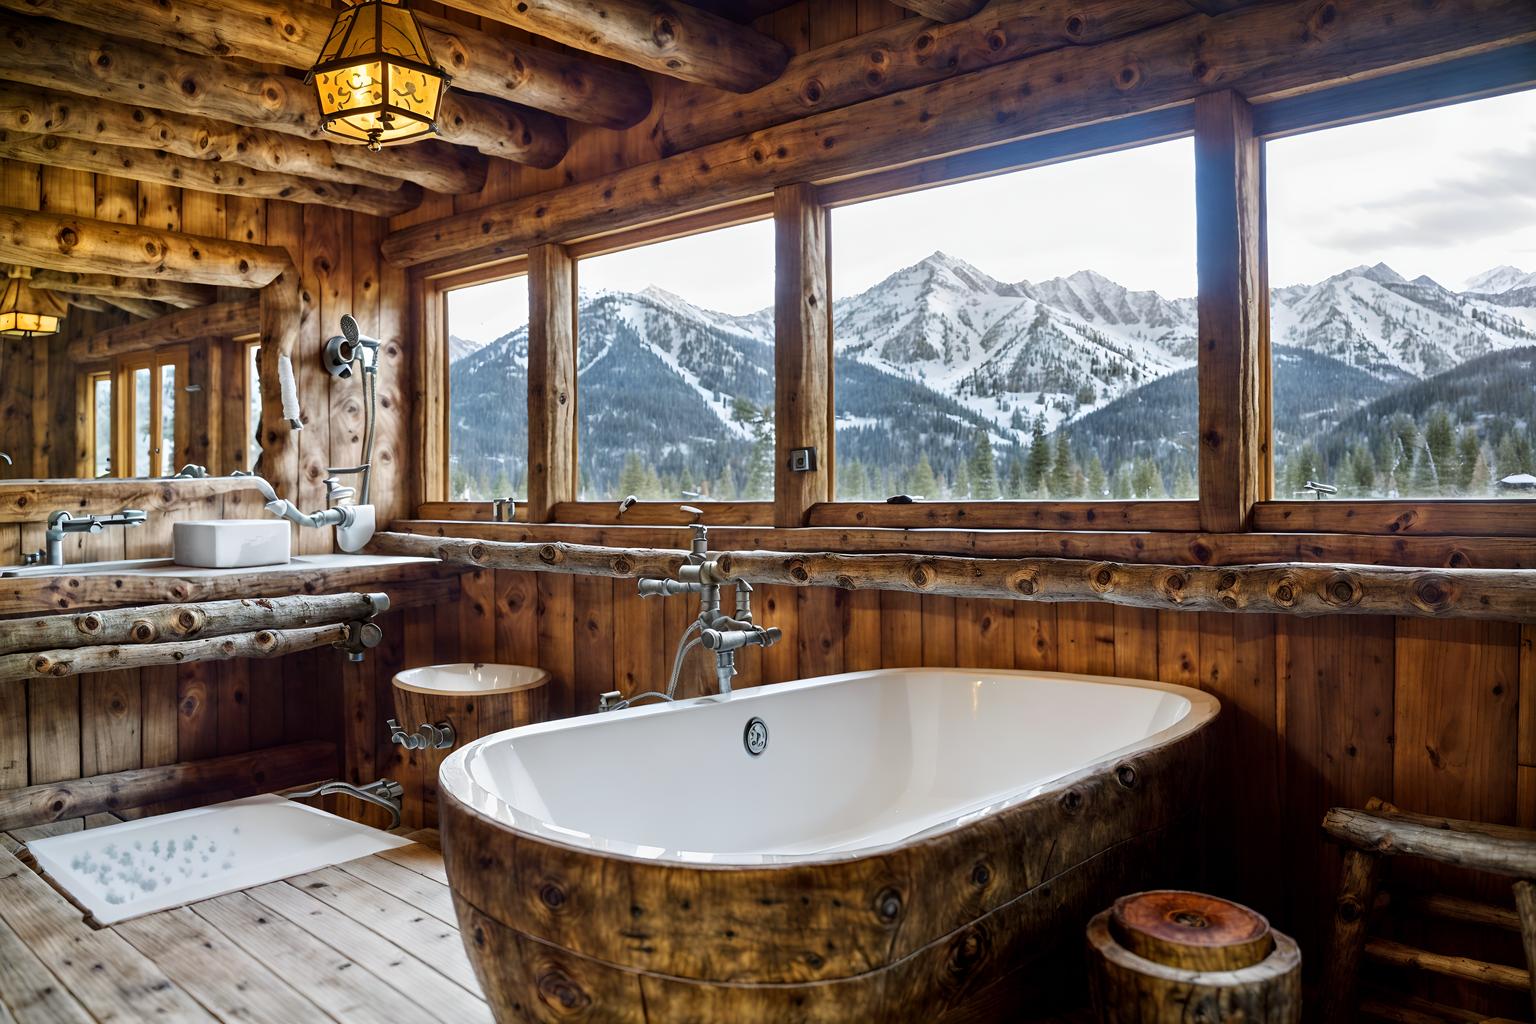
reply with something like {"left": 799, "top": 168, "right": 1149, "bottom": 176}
{"left": 71, "top": 296, "right": 262, "bottom": 359}
{"left": 0, "top": 13, "right": 567, "bottom": 168}
{"left": 0, "top": 0, "right": 652, "bottom": 130}
{"left": 30, "top": 270, "right": 216, "bottom": 308}
{"left": 657, "top": 0, "right": 1192, "bottom": 156}
{"left": 97, "top": 294, "right": 168, "bottom": 318}
{"left": 435, "top": 0, "right": 790, "bottom": 92}
{"left": 0, "top": 206, "right": 291, "bottom": 288}
{"left": 0, "top": 81, "right": 481, "bottom": 196}
{"left": 384, "top": 0, "right": 1536, "bottom": 269}
{"left": 887, "top": 0, "right": 990, "bottom": 21}
{"left": 54, "top": 289, "right": 109, "bottom": 312}
{"left": 0, "top": 131, "right": 422, "bottom": 216}
{"left": 686, "top": 0, "right": 800, "bottom": 20}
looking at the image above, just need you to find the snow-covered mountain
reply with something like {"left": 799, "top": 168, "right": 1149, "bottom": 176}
{"left": 447, "top": 257, "right": 1536, "bottom": 501}
{"left": 448, "top": 334, "right": 490, "bottom": 363}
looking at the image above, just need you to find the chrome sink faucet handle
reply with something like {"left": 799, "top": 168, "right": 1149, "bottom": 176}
{"left": 40, "top": 508, "right": 147, "bottom": 566}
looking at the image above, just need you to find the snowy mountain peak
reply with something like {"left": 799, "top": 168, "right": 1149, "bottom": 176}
{"left": 1464, "top": 265, "right": 1534, "bottom": 294}
{"left": 1337, "top": 262, "right": 1407, "bottom": 285}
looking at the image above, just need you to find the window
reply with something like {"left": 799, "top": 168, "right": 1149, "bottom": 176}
{"left": 84, "top": 370, "right": 111, "bottom": 477}
{"left": 575, "top": 221, "right": 775, "bottom": 502}
{"left": 446, "top": 274, "right": 529, "bottom": 501}
{"left": 828, "top": 140, "right": 1198, "bottom": 502}
{"left": 1266, "top": 89, "right": 1536, "bottom": 499}
{"left": 115, "top": 347, "right": 187, "bottom": 478}
{"left": 246, "top": 340, "right": 262, "bottom": 471}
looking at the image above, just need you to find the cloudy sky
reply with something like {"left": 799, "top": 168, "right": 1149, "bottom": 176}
{"left": 447, "top": 89, "right": 1536, "bottom": 341}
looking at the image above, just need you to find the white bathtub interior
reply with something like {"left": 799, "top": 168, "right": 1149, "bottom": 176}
{"left": 27, "top": 794, "right": 411, "bottom": 925}
{"left": 446, "top": 668, "right": 1217, "bottom": 863}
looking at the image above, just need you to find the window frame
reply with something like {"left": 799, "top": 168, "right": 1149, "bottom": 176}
{"left": 112, "top": 346, "right": 188, "bottom": 479}
{"left": 79, "top": 367, "right": 113, "bottom": 478}
{"left": 409, "top": 49, "right": 1536, "bottom": 539}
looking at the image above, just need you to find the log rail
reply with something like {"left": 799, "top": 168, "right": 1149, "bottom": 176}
{"left": 369, "top": 532, "right": 1536, "bottom": 623}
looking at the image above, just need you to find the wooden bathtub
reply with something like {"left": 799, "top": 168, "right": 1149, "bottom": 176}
{"left": 438, "top": 667, "right": 1218, "bottom": 1022}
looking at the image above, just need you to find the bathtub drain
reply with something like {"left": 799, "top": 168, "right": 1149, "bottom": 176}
{"left": 743, "top": 717, "right": 768, "bottom": 756}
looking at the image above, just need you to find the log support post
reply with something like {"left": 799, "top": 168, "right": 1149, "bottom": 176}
{"left": 526, "top": 244, "right": 577, "bottom": 523}
{"left": 1515, "top": 879, "right": 1536, "bottom": 1022}
{"left": 1320, "top": 848, "right": 1380, "bottom": 1023}
{"left": 773, "top": 183, "right": 832, "bottom": 528}
{"left": 255, "top": 267, "right": 302, "bottom": 502}
{"left": 1195, "top": 89, "right": 1268, "bottom": 532}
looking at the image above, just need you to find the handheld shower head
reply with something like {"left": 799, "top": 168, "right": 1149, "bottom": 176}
{"left": 340, "top": 313, "right": 382, "bottom": 351}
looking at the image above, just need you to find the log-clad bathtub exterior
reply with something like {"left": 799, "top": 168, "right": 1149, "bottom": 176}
{"left": 439, "top": 670, "right": 1216, "bottom": 1022}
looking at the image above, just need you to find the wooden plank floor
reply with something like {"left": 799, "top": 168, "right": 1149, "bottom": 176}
{"left": 0, "top": 817, "right": 493, "bottom": 1024}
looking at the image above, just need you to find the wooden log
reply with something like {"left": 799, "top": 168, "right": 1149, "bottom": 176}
{"left": 383, "top": 0, "right": 1536, "bottom": 268}
{"left": 1364, "top": 938, "right": 1531, "bottom": 991}
{"left": 96, "top": 295, "right": 165, "bottom": 318}
{"left": 0, "top": 206, "right": 290, "bottom": 288}
{"left": 393, "top": 515, "right": 1536, "bottom": 570}
{"left": 0, "top": 130, "right": 422, "bottom": 216}
{"left": 524, "top": 245, "right": 576, "bottom": 524}
{"left": 773, "top": 184, "right": 830, "bottom": 527}
{"left": 656, "top": 0, "right": 1190, "bottom": 155}
{"left": 1392, "top": 891, "right": 1522, "bottom": 932}
{"left": 68, "top": 297, "right": 260, "bottom": 360}
{"left": 888, "top": 0, "right": 989, "bottom": 21}
{"left": 0, "top": 13, "right": 559, "bottom": 167}
{"left": 0, "top": 592, "right": 388, "bottom": 655}
{"left": 1194, "top": 90, "right": 1265, "bottom": 533}
{"left": 371, "top": 532, "right": 1536, "bottom": 622}
{"left": 0, "top": 0, "right": 651, "bottom": 130}
{"left": 254, "top": 268, "right": 300, "bottom": 495}
{"left": 1109, "top": 890, "right": 1276, "bottom": 972}
{"left": 1515, "top": 880, "right": 1536, "bottom": 1022}
{"left": 0, "top": 740, "right": 336, "bottom": 829}
{"left": 1087, "top": 897, "right": 1301, "bottom": 1022}
{"left": 30, "top": 270, "right": 214, "bottom": 309}
{"left": 434, "top": 0, "right": 789, "bottom": 92}
{"left": 710, "top": 550, "right": 1536, "bottom": 623}
{"left": 1323, "top": 807, "right": 1536, "bottom": 877}
{"left": 53, "top": 289, "right": 108, "bottom": 312}
{"left": 1319, "top": 848, "right": 1379, "bottom": 1024}
{"left": 0, "top": 81, "right": 482, "bottom": 195}
{"left": 0, "top": 622, "right": 354, "bottom": 682}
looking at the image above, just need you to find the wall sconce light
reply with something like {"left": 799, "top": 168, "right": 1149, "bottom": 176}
{"left": 307, "top": 0, "right": 450, "bottom": 152}
{"left": 0, "top": 266, "right": 65, "bottom": 338}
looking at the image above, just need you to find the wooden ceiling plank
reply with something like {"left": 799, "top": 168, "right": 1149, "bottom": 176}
{"left": 0, "top": 82, "right": 409, "bottom": 193}
{"left": 887, "top": 0, "right": 990, "bottom": 21}
{"left": 29, "top": 271, "right": 216, "bottom": 308}
{"left": 385, "top": 0, "right": 1536, "bottom": 269}
{"left": 0, "top": 0, "right": 651, "bottom": 130}
{"left": 434, "top": 0, "right": 790, "bottom": 92}
{"left": 0, "top": 130, "right": 423, "bottom": 216}
{"left": 657, "top": 0, "right": 1193, "bottom": 156}
{"left": 0, "top": 206, "right": 291, "bottom": 288}
{"left": 0, "top": 13, "right": 534, "bottom": 172}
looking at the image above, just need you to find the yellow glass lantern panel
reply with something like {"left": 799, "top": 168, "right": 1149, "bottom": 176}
{"left": 308, "top": 0, "right": 448, "bottom": 150}
{"left": 0, "top": 267, "right": 65, "bottom": 338}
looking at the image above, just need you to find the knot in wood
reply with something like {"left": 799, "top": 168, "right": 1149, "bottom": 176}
{"left": 254, "top": 630, "right": 276, "bottom": 648}
{"left": 1065, "top": 14, "right": 1085, "bottom": 37}
{"left": 1114, "top": 60, "right": 1143, "bottom": 91}
{"left": 1159, "top": 570, "right": 1188, "bottom": 602}
{"left": 1089, "top": 563, "right": 1117, "bottom": 592}
{"left": 535, "top": 966, "right": 590, "bottom": 1011}
{"left": 799, "top": 77, "right": 824, "bottom": 104}
{"left": 1268, "top": 573, "right": 1299, "bottom": 607}
{"left": 908, "top": 561, "right": 935, "bottom": 589}
{"left": 611, "top": 555, "right": 633, "bottom": 575}
{"left": 130, "top": 620, "right": 156, "bottom": 643}
{"left": 1011, "top": 570, "right": 1039, "bottom": 597}
{"left": 1411, "top": 573, "right": 1454, "bottom": 612}
{"left": 650, "top": 14, "right": 678, "bottom": 49}
{"left": 538, "top": 881, "right": 567, "bottom": 911}
{"left": 787, "top": 558, "right": 810, "bottom": 584}
{"left": 537, "top": 544, "right": 561, "bottom": 565}
{"left": 1323, "top": 572, "right": 1363, "bottom": 607}
{"left": 970, "top": 860, "right": 991, "bottom": 887}
{"left": 77, "top": 612, "right": 102, "bottom": 636}
{"left": 1116, "top": 764, "right": 1138, "bottom": 789}
{"left": 874, "top": 887, "right": 903, "bottom": 924}
{"left": 985, "top": 29, "right": 1006, "bottom": 52}
{"left": 176, "top": 608, "right": 203, "bottom": 633}
{"left": 834, "top": 574, "right": 856, "bottom": 590}
{"left": 945, "top": 924, "right": 989, "bottom": 978}
{"left": 1060, "top": 788, "right": 1085, "bottom": 814}
{"left": 469, "top": 543, "right": 487, "bottom": 563}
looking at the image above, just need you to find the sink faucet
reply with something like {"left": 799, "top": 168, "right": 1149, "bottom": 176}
{"left": 603, "top": 507, "right": 781, "bottom": 711}
{"left": 25, "top": 508, "right": 148, "bottom": 566}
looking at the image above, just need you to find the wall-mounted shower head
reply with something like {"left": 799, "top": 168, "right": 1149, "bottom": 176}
{"left": 340, "top": 313, "right": 382, "bottom": 351}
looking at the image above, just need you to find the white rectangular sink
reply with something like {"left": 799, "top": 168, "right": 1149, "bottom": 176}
{"left": 0, "top": 553, "right": 436, "bottom": 579}
{"left": 172, "top": 519, "right": 291, "bottom": 568}
{"left": 27, "top": 795, "right": 411, "bottom": 925}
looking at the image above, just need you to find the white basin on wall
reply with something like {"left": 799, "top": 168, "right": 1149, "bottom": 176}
{"left": 172, "top": 519, "right": 291, "bottom": 569}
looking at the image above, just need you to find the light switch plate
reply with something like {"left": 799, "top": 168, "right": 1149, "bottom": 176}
{"left": 789, "top": 447, "right": 817, "bottom": 472}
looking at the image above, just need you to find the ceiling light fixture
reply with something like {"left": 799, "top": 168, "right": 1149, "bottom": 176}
{"left": 0, "top": 267, "right": 65, "bottom": 337}
{"left": 307, "top": 0, "right": 449, "bottom": 152}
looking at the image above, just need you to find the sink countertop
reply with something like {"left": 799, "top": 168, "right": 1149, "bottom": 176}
{"left": 0, "top": 552, "right": 466, "bottom": 618}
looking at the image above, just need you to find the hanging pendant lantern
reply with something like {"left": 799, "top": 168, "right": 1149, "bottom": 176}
{"left": 0, "top": 267, "right": 65, "bottom": 338}
{"left": 306, "top": 0, "right": 450, "bottom": 152}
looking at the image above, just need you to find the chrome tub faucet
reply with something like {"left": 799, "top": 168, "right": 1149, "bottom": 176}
{"left": 602, "top": 507, "right": 781, "bottom": 711}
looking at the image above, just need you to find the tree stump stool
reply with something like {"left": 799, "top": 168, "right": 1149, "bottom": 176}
{"left": 1087, "top": 890, "right": 1302, "bottom": 1023}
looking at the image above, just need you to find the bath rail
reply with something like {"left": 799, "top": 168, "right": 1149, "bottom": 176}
{"left": 368, "top": 532, "right": 1536, "bottom": 622}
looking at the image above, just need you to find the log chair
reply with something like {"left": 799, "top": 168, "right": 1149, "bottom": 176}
{"left": 1320, "top": 799, "right": 1536, "bottom": 1022}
